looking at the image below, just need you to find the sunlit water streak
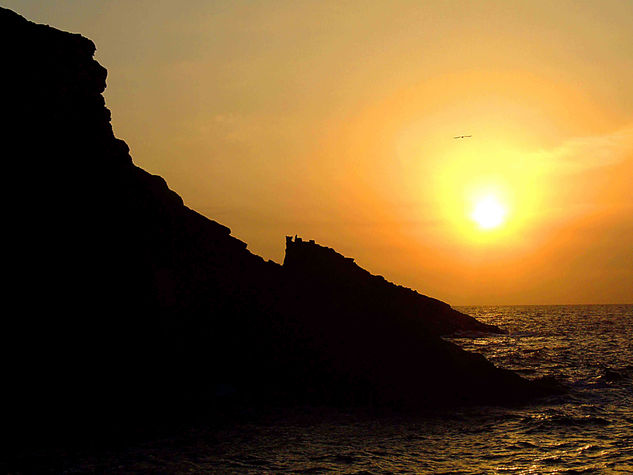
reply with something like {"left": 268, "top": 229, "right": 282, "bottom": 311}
{"left": 66, "top": 305, "right": 633, "bottom": 473}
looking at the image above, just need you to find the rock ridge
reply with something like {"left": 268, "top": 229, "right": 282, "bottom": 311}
{"left": 283, "top": 235, "right": 505, "bottom": 335}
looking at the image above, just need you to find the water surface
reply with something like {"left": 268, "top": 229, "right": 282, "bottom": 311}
{"left": 45, "top": 305, "right": 633, "bottom": 473}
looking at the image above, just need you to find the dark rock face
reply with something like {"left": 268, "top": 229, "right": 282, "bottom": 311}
{"left": 284, "top": 236, "right": 504, "bottom": 336}
{"left": 1, "top": 7, "right": 550, "bottom": 441}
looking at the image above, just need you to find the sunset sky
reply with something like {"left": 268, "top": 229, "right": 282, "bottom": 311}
{"left": 8, "top": 1, "right": 632, "bottom": 305}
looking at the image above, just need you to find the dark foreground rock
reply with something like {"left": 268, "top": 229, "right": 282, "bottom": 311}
{"left": 1, "top": 7, "right": 555, "bottom": 447}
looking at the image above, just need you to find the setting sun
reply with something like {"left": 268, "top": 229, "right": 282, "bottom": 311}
{"left": 471, "top": 196, "right": 507, "bottom": 230}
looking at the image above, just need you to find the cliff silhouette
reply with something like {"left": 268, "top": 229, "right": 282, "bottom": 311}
{"left": 2, "top": 7, "right": 555, "bottom": 443}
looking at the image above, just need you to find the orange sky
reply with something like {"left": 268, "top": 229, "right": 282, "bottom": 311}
{"left": 9, "top": 1, "right": 632, "bottom": 304}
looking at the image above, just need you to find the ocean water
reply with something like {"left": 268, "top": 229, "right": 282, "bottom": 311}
{"left": 56, "top": 305, "right": 633, "bottom": 473}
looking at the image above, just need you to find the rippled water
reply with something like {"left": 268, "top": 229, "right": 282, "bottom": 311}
{"left": 56, "top": 305, "right": 633, "bottom": 473}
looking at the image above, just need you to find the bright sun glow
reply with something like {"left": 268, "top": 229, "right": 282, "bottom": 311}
{"left": 471, "top": 196, "right": 507, "bottom": 230}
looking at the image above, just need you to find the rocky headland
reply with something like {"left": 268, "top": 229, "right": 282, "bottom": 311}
{"left": 2, "top": 6, "right": 556, "bottom": 447}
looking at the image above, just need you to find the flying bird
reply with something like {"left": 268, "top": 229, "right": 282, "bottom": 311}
{"left": 453, "top": 135, "right": 472, "bottom": 139}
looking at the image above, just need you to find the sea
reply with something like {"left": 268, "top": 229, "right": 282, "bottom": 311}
{"left": 42, "top": 305, "right": 633, "bottom": 473}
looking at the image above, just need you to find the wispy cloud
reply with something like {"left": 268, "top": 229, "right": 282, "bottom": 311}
{"left": 530, "top": 124, "right": 633, "bottom": 173}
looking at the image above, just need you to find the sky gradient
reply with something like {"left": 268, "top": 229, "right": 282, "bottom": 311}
{"left": 7, "top": 0, "right": 632, "bottom": 304}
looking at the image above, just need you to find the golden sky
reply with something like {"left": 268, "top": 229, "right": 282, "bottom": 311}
{"left": 10, "top": 1, "right": 632, "bottom": 304}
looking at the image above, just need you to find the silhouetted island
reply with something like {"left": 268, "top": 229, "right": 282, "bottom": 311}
{"left": 2, "top": 6, "right": 558, "bottom": 449}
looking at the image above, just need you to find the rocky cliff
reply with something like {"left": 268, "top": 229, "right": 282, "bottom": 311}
{"left": 2, "top": 7, "right": 552, "bottom": 441}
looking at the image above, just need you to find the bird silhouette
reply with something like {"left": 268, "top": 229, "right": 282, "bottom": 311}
{"left": 453, "top": 135, "right": 472, "bottom": 139}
